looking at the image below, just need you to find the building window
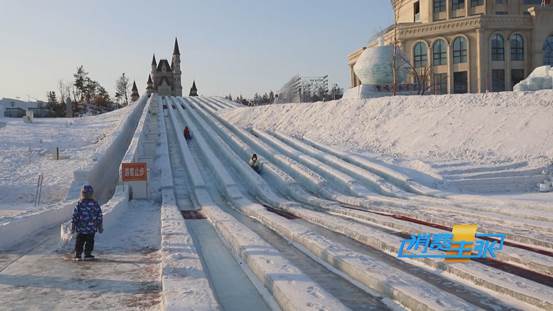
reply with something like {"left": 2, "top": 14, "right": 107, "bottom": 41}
{"left": 414, "top": 1, "right": 421, "bottom": 21}
{"left": 492, "top": 69, "right": 505, "bottom": 91}
{"left": 491, "top": 33, "right": 505, "bottom": 61}
{"left": 495, "top": 11, "right": 508, "bottom": 14}
{"left": 453, "top": 71, "right": 468, "bottom": 93}
{"left": 414, "top": 42, "right": 428, "bottom": 68}
{"left": 471, "top": 0, "right": 484, "bottom": 6}
{"left": 433, "top": 73, "right": 448, "bottom": 94}
{"left": 433, "top": 39, "right": 447, "bottom": 65}
{"left": 453, "top": 37, "right": 468, "bottom": 64}
{"left": 510, "top": 34, "right": 524, "bottom": 61}
{"left": 511, "top": 69, "right": 525, "bottom": 88}
{"left": 434, "top": 0, "right": 446, "bottom": 12}
{"left": 453, "top": 0, "right": 465, "bottom": 10}
{"left": 544, "top": 36, "right": 553, "bottom": 66}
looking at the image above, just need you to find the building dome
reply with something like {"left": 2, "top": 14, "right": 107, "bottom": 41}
{"left": 353, "top": 38, "right": 409, "bottom": 85}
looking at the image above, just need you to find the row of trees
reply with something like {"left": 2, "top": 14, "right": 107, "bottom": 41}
{"left": 224, "top": 83, "right": 343, "bottom": 106}
{"left": 300, "top": 83, "right": 343, "bottom": 103}
{"left": 46, "top": 66, "right": 132, "bottom": 117}
{"left": 224, "top": 92, "right": 276, "bottom": 106}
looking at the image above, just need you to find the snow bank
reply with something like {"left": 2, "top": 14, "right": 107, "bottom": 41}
{"left": 220, "top": 91, "right": 553, "bottom": 166}
{"left": 0, "top": 96, "right": 149, "bottom": 250}
{"left": 514, "top": 66, "right": 553, "bottom": 91}
{"left": 65, "top": 96, "right": 149, "bottom": 203}
{"left": 0, "top": 103, "right": 142, "bottom": 209}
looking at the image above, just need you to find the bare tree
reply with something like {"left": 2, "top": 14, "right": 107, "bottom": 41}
{"left": 57, "top": 80, "right": 71, "bottom": 103}
{"left": 391, "top": 0, "right": 399, "bottom": 96}
{"left": 115, "top": 73, "right": 129, "bottom": 107}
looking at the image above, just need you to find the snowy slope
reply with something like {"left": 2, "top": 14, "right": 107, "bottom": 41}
{"left": 221, "top": 91, "right": 553, "bottom": 165}
{"left": 220, "top": 91, "right": 553, "bottom": 193}
{"left": 0, "top": 104, "right": 136, "bottom": 215}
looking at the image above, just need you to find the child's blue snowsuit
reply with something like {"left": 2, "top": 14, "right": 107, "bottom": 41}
{"left": 72, "top": 199, "right": 103, "bottom": 234}
{"left": 72, "top": 199, "right": 102, "bottom": 258}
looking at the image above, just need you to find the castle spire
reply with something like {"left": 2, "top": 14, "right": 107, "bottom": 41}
{"left": 151, "top": 54, "right": 157, "bottom": 66}
{"left": 173, "top": 38, "right": 180, "bottom": 56}
{"left": 189, "top": 80, "right": 198, "bottom": 97}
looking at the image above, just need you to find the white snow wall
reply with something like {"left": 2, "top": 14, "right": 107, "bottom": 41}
{"left": 0, "top": 95, "right": 150, "bottom": 250}
{"left": 65, "top": 95, "right": 149, "bottom": 203}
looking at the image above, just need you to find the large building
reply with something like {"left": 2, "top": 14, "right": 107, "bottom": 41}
{"left": 146, "top": 38, "right": 183, "bottom": 96}
{"left": 348, "top": 0, "right": 553, "bottom": 94}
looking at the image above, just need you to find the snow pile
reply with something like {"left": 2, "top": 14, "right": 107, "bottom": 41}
{"left": 514, "top": 66, "right": 553, "bottom": 91}
{"left": 220, "top": 91, "right": 553, "bottom": 167}
{"left": 0, "top": 101, "right": 140, "bottom": 215}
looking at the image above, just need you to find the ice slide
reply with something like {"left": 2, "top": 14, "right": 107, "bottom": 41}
{"left": 183, "top": 96, "right": 553, "bottom": 310}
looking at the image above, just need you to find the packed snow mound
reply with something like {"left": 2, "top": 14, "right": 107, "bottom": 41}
{"left": 514, "top": 66, "right": 553, "bottom": 91}
{"left": 220, "top": 91, "right": 553, "bottom": 166}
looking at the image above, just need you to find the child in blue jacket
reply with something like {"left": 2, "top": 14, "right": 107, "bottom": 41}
{"left": 71, "top": 184, "right": 103, "bottom": 261}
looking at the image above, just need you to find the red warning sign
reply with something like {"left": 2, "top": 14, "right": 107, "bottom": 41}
{"left": 121, "top": 162, "right": 148, "bottom": 181}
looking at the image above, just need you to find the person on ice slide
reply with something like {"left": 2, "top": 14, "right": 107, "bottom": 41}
{"left": 249, "top": 153, "right": 263, "bottom": 173}
{"left": 183, "top": 126, "right": 192, "bottom": 141}
{"left": 71, "top": 184, "right": 103, "bottom": 261}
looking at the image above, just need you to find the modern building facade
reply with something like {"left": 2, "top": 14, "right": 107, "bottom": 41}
{"left": 275, "top": 75, "right": 329, "bottom": 103}
{"left": 146, "top": 38, "right": 183, "bottom": 96}
{"left": 348, "top": 0, "right": 553, "bottom": 94}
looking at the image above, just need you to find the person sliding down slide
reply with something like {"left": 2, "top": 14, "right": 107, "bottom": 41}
{"left": 183, "top": 126, "right": 192, "bottom": 141}
{"left": 249, "top": 153, "right": 263, "bottom": 173}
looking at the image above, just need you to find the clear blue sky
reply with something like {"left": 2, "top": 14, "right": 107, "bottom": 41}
{"left": 0, "top": 0, "right": 393, "bottom": 101}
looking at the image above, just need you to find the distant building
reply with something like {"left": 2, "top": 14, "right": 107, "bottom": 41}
{"left": 4, "top": 108, "right": 26, "bottom": 118}
{"left": 276, "top": 75, "right": 329, "bottom": 103}
{"left": 0, "top": 98, "right": 49, "bottom": 118}
{"left": 147, "top": 38, "right": 183, "bottom": 96}
{"left": 348, "top": 0, "right": 553, "bottom": 94}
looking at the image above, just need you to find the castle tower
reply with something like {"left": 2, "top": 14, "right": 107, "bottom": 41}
{"left": 172, "top": 38, "right": 183, "bottom": 97}
{"left": 131, "top": 81, "right": 140, "bottom": 102}
{"left": 189, "top": 80, "right": 198, "bottom": 96}
{"left": 151, "top": 54, "right": 157, "bottom": 75}
{"left": 146, "top": 74, "right": 153, "bottom": 96}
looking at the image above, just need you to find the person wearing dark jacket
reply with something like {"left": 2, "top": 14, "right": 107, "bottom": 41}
{"left": 183, "top": 126, "right": 191, "bottom": 141}
{"left": 71, "top": 184, "right": 103, "bottom": 261}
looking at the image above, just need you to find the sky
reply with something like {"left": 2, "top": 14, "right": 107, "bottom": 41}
{"left": 0, "top": 0, "right": 393, "bottom": 101}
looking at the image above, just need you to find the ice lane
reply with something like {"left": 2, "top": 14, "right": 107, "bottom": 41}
{"left": 167, "top": 97, "right": 391, "bottom": 310}
{"left": 163, "top": 98, "right": 271, "bottom": 311}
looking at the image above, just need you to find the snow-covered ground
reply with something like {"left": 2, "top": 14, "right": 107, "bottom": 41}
{"left": 0, "top": 105, "right": 135, "bottom": 216}
{"left": 220, "top": 91, "right": 553, "bottom": 193}
{"left": 1, "top": 92, "right": 552, "bottom": 310}
{"left": 0, "top": 200, "right": 161, "bottom": 310}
